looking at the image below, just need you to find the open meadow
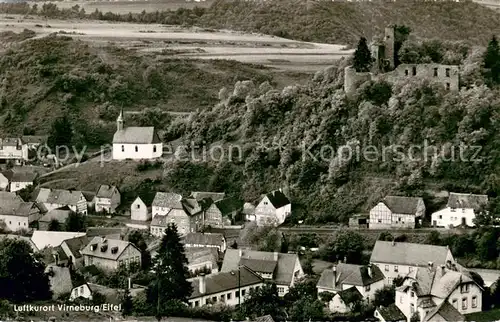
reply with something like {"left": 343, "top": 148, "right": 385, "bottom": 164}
{"left": 0, "top": 15, "right": 352, "bottom": 72}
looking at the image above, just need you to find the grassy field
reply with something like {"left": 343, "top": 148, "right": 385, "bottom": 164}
{"left": 466, "top": 308, "right": 500, "bottom": 321}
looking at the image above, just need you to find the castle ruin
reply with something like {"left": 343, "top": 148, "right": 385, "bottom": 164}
{"left": 344, "top": 26, "right": 460, "bottom": 94}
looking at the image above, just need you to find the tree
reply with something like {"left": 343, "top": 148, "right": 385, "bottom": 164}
{"left": 241, "top": 283, "right": 282, "bottom": 319}
{"left": 426, "top": 231, "right": 441, "bottom": 245}
{"left": 288, "top": 295, "right": 324, "bottom": 321}
{"left": 48, "top": 219, "right": 61, "bottom": 231}
{"left": 394, "top": 25, "right": 411, "bottom": 67}
{"left": 121, "top": 287, "right": 133, "bottom": 317}
{"left": 483, "top": 36, "right": 500, "bottom": 86}
{"left": 0, "top": 239, "right": 51, "bottom": 302}
{"left": 65, "top": 212, "right": 86, "bottom": 232}
{"left": 323, "top": 231, "right": 364, "bottom": 264}
{"left": 410, "top": 312, "right": 420, "bottom": 322}
{"left": 47, "top": 115, "right": 73, "bottom": 149}
{"left": 128, "top": 230, "right": 152, "bottom": 270}
{"left": 490, "top": 277, "right": 500, "bottom": 306}
{"left": 353, "top": 37, "right": 373, "bottom": 72}
{"left": 147, "top": 224, "right": 192, "bottom": 321}
{"left": 17, "top": 184, "right": 35, "bottom": 202}
{"left": 373, "top": 285, "right": 395, "bottom": 307}
{"left": 302, "top": 252, "right": 314, "bottom": 275}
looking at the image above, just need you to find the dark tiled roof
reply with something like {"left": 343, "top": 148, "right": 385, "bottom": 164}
{"left": 186, "top": 248, "right": 218, "bottom": 267}
{"left": 151, "top": 214, "right": 168, "bottom": 227}
{"left": 370, "top": 241, "right": 450, "bottom": 267}
{"left": 253, "top": 315, "right": 275, "bottom": 322}
{"left": 213, "top": 197, "right": 243, "bottom": 216}
{"left": 265, "top": 190, "right": 290, "bottom": 209}
{"left": 152, "top": 192, "right": 182, "bottom": 209}
{"left": 182, "top": 198, "right": 203, "bottom": 216}
{"left": 424, "top": 300, "right": 464, "bottom": 322}
{"left": 113, "top": 127, "right": 161, "bottom": 144}
{"left": 39, "top": 209, "right": 72, "bottom": 223}
{"left": 96, "top": 185, "right": 118, "bottom": 199}
{"left": 86, "top": 227, "right": 128, "bottom": 237}
{"left": 382, "top": 196, "right": 423, "bottom": 215}
{"left": 189, "top": 266, "right": 262, "bottom": 299}
{"left": 62, "top": 236, "right": 90, "bottom": 259}
{"left": 81, "top": 237, "right": 139, "bottom": 260}
{"left": 337, "top": 286, "right": 363, "bottom": 304}
{"left": 10, "top": 171, "right": 38, "bottom": 183}
{"left": 317, "top": 263, "right": 384, "bottom": 291}
{"left": 376, "top": 304, "right": 406, "bottom": 322}
{"left": 21, "top": 135, "right": 47, "bottom": 145}
{"left": 45, "top": 189, "right": 84, "bottom": 206}
{"left": 447, "top": 192, "right": 488, "bottom": 211}
{"left": 82, "top": 191, "right": 95, "bottom": 202}
{"left": 183, "top": 233, "right": 224, "bottom": 247}
{"left": 190, "top": 192, "right": 226, "bottom": 202}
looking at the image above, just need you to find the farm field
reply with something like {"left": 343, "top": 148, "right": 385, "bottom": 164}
{"left": 0, "top": 15, "right": 352, "bottom": 72}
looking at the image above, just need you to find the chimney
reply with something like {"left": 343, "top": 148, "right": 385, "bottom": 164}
{"left": 273, "top": 252, "right": 278, "bottom": 261}
{"left": 128, "top": 277, "right": 131, "bottom": 289}
{"left": 367, "top": 264, "right": 372, "bottom": 278}
{"left": 428, "top": 261, "right": 433, "bottom": 269}
{"left": 199, "top": 273, "right": 206, "bottom": 294}
{"left": 332, "top": 266, "right": 337, "bottom": 288}
{"left": 440, "top": 265, "right": 445, "bottom": 276}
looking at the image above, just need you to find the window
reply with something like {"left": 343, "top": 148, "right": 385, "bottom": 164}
{"left": 412, "top": 66, "right": 417, "bottom": 76}
{"left": 385, "top": 265, "right": 389, "bottom": 272}
{"left": 405, "top": 69, "right": 409, "bottom": 76}
{"left": 220, "top": 294, "right": 225, "bottom": 302}
{"left": 153, "top": 145, "right": 157, "bottom": 153}
{"left": 398, "top": 217, "right": 401, "bottom": 222}
{"left": 136, "top": 204, "right": 140, "bottom": 209}
{"left": 80, "top": 286, "right": 83, "bottom": 293}
{"left": 212, "top": 296, "right": 217, "bottom": 303}
{"left": 434, "top": 68, "right": 438, "bottom": 77}
{"left": 8, "top": 221, "right": 11, "bottom": 224}
{"left": 462, "top": 297, "right": 468, "bottom": 310}
{"left": 472, "top": 296, "right": 477, "bottom": 308}
{"left": 75, "top": 288, "right": 79, "bottom": 296}
{"left": 446, "top": 68, "right": 450, "bottom": 77}
{"left": 446, "top": 83, "right": 450, "bottom": 90}
{"left": 235, "top": 291, "right": 240, "bottom": 298}
{"left": 278, "top": 287, "right": 285, "bottom": 293}
{"left": 195, "top": 300, "right": 199, "bottom": 307}
{"left": 452, "top": 298, "right": 458, "bottom": 309}
{"left": 451, "top": 208, "right": 456, "bottom": 212}
{"left": 264, "top": 201, "right": 268, "bottom": 205}
{"left": 461, "top": 284, "right": 470, "bottom": 293}
{"left": 242, "top": 289, "right": 246, "bottom": 296}
{"left": 227, "top": 292, "right": 232, "bottom": 300}
{"left": 135, "top": 146, "right": 138, "bottom": 152}
{"left": 15, "top": 183, "right": 19, "bottom": 188}
{"left": 378, "top": 219, "right": 382, "bottom": 223}
{"left": 394, "top": 266, "right": 398, "bottom": 272}
{"left": 439, "top": 215, "right": 443, "bottom": 219}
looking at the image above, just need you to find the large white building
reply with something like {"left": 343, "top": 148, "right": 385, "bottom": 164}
{"left": 112, "top": 109, "right": 163, "bottom": 160}
{"left": 431, "top": 193, "right": 488, "bottom": 228}
{"left": 0, "top": 138, "right": 29, "bottom": 165}
{"left": 252, "top": 190, "right": 291, "bottom": 226}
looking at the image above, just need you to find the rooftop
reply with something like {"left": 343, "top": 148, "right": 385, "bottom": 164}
{"left": 190, "top": 191, "right": 226, "bottom": 202}
{"left": 81, "top": 236, "right": 138, "bottom": 261}
{"left": 213, "top": 197, "right": 244, "bottom": 216}
{"left": 31, "top": 231, "right": 87, "bottom": 250}
{"left": 317, "top": 263, "right": 385, "bottom": 291}
{"left": 112, "top": 127, "right": 161, "bottom": 144}
{"left": 376, "top": 304, "right": 406, "bottom": 322}
{"left": 183, "top": 232, "right": 224, "bottom": 247}
{"left": 370, "top": 241, "right": 451, "bottom": 267}
{"left": 96, "top": 185, "right": 118, "bottom": 199}
{"left": 62, "top": 235, "right": 90, "bottom": 259}
{"left": 152, "top": 192, "right": 183, "bottom": 209}
{"left": 39, "top": 208, "right": 72, "bottom": 223}
{"left": 263, "top": 190, "right": 290, "bottom": 209}
{"left": 447, "top": 192, "right": 488, "bottom": 211}
{"left": 381, "top": 196, "right": 424, "bottom": 215}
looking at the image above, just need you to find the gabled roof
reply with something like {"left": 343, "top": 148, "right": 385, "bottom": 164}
{"left": 96, "top": 185, "right": 118, "bottom": 199}
{"left": 183, "top": 233, "right": 224, "bottom": 247}
{"left": 82, "top": 191, "right": 96, "bottom": 202}
{"left": 186, "top": 248, "right": 218, "bottom": 268}
{"left": 85, "top": 283, "right": 121, "bottom": 305}
{"left": 21, "top": 135, "right": 47, "bottom": 145}
{"left": 190, "top": 191, "right": 226, "bottom": 202}
{"left": 62, "top": 235, "right": 90, "bottom": 259}
{"left": 39, "top": 208, "right": 72, "bottom": 223}
{"left": 212, "top": 197, "right": 243, "bottom": 216}
{"left": 376, "top": 304, "right": 406, "bottom": 322}
{"left": 424, "top": 299, "right": 465, "bottom": 322}
{"left": 253, "top": 315, "right": 275, "bottom": 322}
{"left": 152, "top": 192, "right": 182, "bottom": 209}
{"left": 151, "top": 214, "right": 168, "bottom": 227}
{"left": 447, "top": 192, "right": 488, "bottom": 211}
{"left": 263, "top": 190, "right": 290, "bottom": 209}
{"left": 337, "top": 286, "right": 363, "bottom": 304}
{"left": 31, "top": 231, "right": 86, "bottom": 250}
{"left": 370, "top": 241, "right": 450, "bottom": 267}
{"left": 86, "top": 227, "right": 128, "bottom": 238}
{"left": 381, "top": 196, "right": 423, "bottom": 215}
{"left": 0, "top": 138, "right": 22, "bottom": 147}
{"left": 113, "top": 127, "right": 161, "bottom": 144}
{"left": 81, "top": 236, "right": 139, "bottom": 261}
{"left": 35, "top": 188, "right": 51, "bottom": 203}
{"left": 0, "top": 201, "right": 38, "bottom": 217}
{"left": 45, "top": 189, "right": 84, "bottom": 206}
{"left": 9, "top": 171, "right": 38, "bottom": 183}
{"left": 240, "top": 258, "right": 277, "bottom": 274}
{"left": 221, "top": 249, "right": 299, "bottom": 285}
{"left": 182, "top": 198, "right": 203, "bottom": 216}
{"left": 189, "top": 266, "right": 262, "bottom": 299}
{"left": 317, "top": 263, "right": 384, "bottom": 291}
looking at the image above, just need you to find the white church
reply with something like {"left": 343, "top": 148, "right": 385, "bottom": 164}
{"left": 112, "top": 109, "right": 163, "bottom": 160}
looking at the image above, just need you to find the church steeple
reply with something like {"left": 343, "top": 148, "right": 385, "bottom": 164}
{"left": 117, "top": 107, "right": 124, "bottom": 131}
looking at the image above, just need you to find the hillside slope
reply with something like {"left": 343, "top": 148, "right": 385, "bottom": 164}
{"left": 198, "top": 0, "right": 500, "bottom": 45}
{"left": 0, "top": 32, "right": 295, "bottom": 142}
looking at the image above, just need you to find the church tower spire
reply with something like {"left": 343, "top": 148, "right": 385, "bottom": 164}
{"left": 117, "top": 107, "right": 124, "bottom": 131}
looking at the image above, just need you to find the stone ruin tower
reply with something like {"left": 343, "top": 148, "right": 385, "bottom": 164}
{"left": 371, "top": 26, "right": 395, "bottom": 73}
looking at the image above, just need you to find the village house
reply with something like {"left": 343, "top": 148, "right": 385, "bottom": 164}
{"left": 0, "top": 138, "right": 29, "bottom": 165}
{"left": 204, "top": 197, "right": 243, "bottom": 228}
{"left": 0, "top": 192, "right": 41, "bottom": 232}
{"left": 221, "top": 249, "right": 304, "bottom": 296}
{"left": 94, "top": 185, "right": 121, "bottom": 214}
{"left": 370, "top": 241, "right": 456, "bottom": 285}
{"left": 150, "top": 197, "right": 203, "bottom": 237}
{"left": 112, "top": 109, "right": 163, "bottom": 160}
{"left": 152, "top": 192, "right": 183, "bottom": 217}
{"left": 190, "top": 191, "right": 226, "bottom": 202}
{"left": 60, "top": 235, "right": 90, "bottom": 269}
{"left": 45, "top": 265, "right": 73, "bottom": 300}
{"left": 395, "top": 264, "right": 482, "bottom": 322}
{"left": 431, "top": 192, "right": 488, "bottom": 228}
{"left": 0, "top": 172, "right": 9, "bottom": 190}
{"left": 35, "top": 188, "right": 88, "bottom": 215}
{"left": 316, "top": 263, "right": 385, "bottom": 312}
{"left": 183, "top": 232, "right": 227, "bottom": 253}
{"left": 31, "top": 231, "right": 87, "bottom": 251}
{"left": 349, "top": 214, "right": 369, "bottom": 229}
{"left": 374, "top": 304, "right": 406, "bottom": 322}
{"left": 130, "top": 195, "right": 152, "bottom": 222}
{"left": 2, "top": 170, "right": 38, "bottom": 192}
{"left": 38, "top": 207, "right": 72, "bottom": 231}
{"left": 81, "top": 237, "right": 141, "bottom": 271}
{"left": 21, "top": 135, "right": 47, "bottom": 150}
{"left": 188, "top": 266, "right": 264, "bottom": 308}
{"left": 369, "top": 196, "right": 425, "bottom": 229}
{"left": 253, "top": 190, "right": 291, "bottom": 227}
{"left": 329, "top": 287, "right": 364, "bottom": 314}
{"left": 70, "top": 280, "right": 145, "bottom": 303}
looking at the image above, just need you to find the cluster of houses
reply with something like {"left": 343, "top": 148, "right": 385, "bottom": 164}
{"left": 349, "top": 193, "right": 489, "bottom": 230}
{"left": 317, "top": 240, "right": 483, "bottom": 322}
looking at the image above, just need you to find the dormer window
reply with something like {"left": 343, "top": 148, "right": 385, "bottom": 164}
{"left": 460, "top": 283, "right": 470, "bottom": 293}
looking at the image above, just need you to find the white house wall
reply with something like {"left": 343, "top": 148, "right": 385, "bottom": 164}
{"left": 10, "top": 181, "right": 32, "bottom": 192}
{"left": 131, "top": 198, "right": 150, "bottom": 221}
{"left": 0, "top": 215, "right": 30, "bottom": 231}
{"left": 188, "top": 282, "right": 264, "bottom": 308}
{"left": 70, "top": 284, "right": 92, "bottom": 301}
{"left": 112, "top": 143, "right": 162, "bottom": 160}
{"left": 431, "top": 207, "right": 476, "bottom": 228}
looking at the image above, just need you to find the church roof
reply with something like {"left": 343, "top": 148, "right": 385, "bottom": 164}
{"left": 113, "top": 127, "right": 161, "bottom": 144}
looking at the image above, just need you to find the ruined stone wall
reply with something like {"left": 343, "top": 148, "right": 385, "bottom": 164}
{"left": 344, "top": 66, "right": 373, "bottom": 95}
